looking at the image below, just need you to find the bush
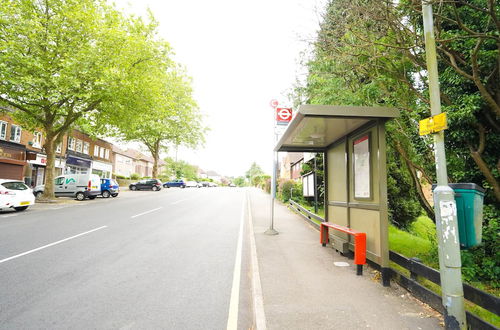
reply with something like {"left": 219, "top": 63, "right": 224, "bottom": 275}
{"left": 263, "top": 177, "right": 271, "bottom": 194}
{"left": 114, "top": 173, "right": 127, "bottom": 179}
{"left": 278, "top": 179, "right": 303, "bottom": 203}
{"left": 460, "top": 204, "right": 500, "bottom": 287}
{"left": 130, "top": 173, "right": 140, "bottom": 180}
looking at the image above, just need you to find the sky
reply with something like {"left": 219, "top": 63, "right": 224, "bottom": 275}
{"left": 112, "top": 0, "right": 326, "bottom": 177}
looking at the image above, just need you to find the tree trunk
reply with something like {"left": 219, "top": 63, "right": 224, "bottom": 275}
{"left": 42, "top": 134, "right": 56, "bottom": 200}
{"left": 152, "top": 139, "right": 160, "bottom": 178}
{"left": 470, "top": 150, "right": 500, "bottom": 202}
{"left": 394, "top": 142, "right": 436, "bottom": 221}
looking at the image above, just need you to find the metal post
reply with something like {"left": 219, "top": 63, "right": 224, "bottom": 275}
{"left": 422, "top": 3, "right": 466, "bottom": 329}
{"left": 313, "top": 155, "right": 318, "bottom": 214}
{"left": 266, "top": 107, "right": 279, "bottom": 236}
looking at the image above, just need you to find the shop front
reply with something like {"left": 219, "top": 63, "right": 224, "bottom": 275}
{"left": 27, "top": 153, "right": 46, "bottom": 187}
{"left": 0, "top": 141, "right": 27, "bottom": 180}
{"left": 91, "top": 160, "right": 112, "bottom": 179}
{"left": 65, "top": 152, "right": 92, "bottom": 175}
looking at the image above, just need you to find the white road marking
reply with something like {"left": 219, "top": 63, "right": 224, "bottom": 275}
{"left": 0, "top": 226, "right": 108, "bottom": 264}
{"left": 247, "top": 193, "right": 267, "bottom": 330}
{"left": 226, "top": 196, "right": 245, "bottom": 330}
{"left": 1, "top": 213, "right": 18, "bottom": 218}
{"left": 170, "top": 199, "right": 188, "bottom": 205}
{"left": 130, "top": 207, "right": 163, "bottom": 219}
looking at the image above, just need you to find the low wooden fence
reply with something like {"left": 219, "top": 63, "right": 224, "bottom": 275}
{"left": 288, "top": 199, "right": 499, "bottom": 330}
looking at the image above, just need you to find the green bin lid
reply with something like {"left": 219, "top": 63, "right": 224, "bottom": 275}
{"left": 432, "top": 183, "right": 485, "bottom": 193}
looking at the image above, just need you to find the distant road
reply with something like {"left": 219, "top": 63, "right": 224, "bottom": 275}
{"left": 0, "top": 187, "right": 252, "bottom": 329}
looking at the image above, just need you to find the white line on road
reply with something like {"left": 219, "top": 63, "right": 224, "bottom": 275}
{"left": 170, "top": 199, "right": 188, "bottom": 205}
{"left": 130, "top": 207, "right": 163, "bottom": 219}
{"left": 226, "top": 196, "right": 245, "bottom": 330}
{"left": 1, "top": 213, "right": 18, "bottom": 218}
{"left": 0, "top": 226, "right": 108, "bottom": 264}
{"left": 247, "top": 193, "right": 267, "bottom": 330}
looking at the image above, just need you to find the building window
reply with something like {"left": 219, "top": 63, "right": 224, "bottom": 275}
{"left": 0, "top": 121, "right": 7, "bottom": 140}
{"left": 10, "top": 125, "right": 21, "bottom": 143}
{"left": 56, "top": 143, "right": 62, "bottom": 153}
{"left": 76, "top": 139, "right": 83, "bottom": 153}
{"left": 105, "top": 149, "right": 110, "bottom": 160}
{"left": 68, "top": 137, "right": 75, "bottom": 150}
{"left": 94, "top": 145, "right": 99, "bottom": 157}
{"left": 99, "top": 147, "right": 105, "bottom": 159}
{"left": 32, "top": 132, "right": 43, "bottom": 148}
{"left": 83, "top": 142, "right": 89, "bottom": 155}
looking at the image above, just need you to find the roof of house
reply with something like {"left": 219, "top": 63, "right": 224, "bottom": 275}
{"left": 206, "top": 170, "right": 220, "bottom": 177}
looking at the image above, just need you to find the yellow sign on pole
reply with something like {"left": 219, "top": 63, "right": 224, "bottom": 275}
{"left": 419, "top": 113, "right": 448, "bottom": 135}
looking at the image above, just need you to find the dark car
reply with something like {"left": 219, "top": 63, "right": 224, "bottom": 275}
{"left": 100, "top": 178, "right": 120, "bottom": 198}
{"left": 129, "top": 179, "right": 162, "bottom": 191}
{"left": 163, "top": 179, "right": 186, "bottom": 188}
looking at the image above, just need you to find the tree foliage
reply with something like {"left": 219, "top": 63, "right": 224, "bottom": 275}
{"left": 245, "top": 162, "right": 265, "bottom": 184}
{"left": 111, "top": 66, "right": 206, "bottom": 178}
{"left": 162, "top": 157, "right": 199, "bottom": 180}
{"left": 0, "top": 0, "right": 176, "bottom": 197}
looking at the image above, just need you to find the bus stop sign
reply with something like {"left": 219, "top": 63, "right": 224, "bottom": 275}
{"left": 276, "top": 107, "right": 292, "bottom": 125}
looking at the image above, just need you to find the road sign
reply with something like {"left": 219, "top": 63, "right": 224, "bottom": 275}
{"left": 270, "top": 99, "right": 279, "bottom": 108}
{"left": 419, "top": 112, "right": 448, "bottom": 135}
{"left": 276, "top": 107, "right": 292, "bottom": 125}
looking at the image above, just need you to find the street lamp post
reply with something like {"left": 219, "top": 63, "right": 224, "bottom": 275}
{"left": 422, "top": 3, "right": 466, "bottom": 328}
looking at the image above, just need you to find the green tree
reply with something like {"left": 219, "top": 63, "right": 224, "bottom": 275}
{"left": 162, "top": 157, "right": 198, "bottom": 180}
{"left": 233, "top": 176, "right": 246, "bottom": 187}
{"left": 245, "top": 162, "right": 265, "bottom": 186}
{"left": 0, "top": 0, "right": 167, "bottom": 198}
{"left": 111, "top": 66, "right": 205, "bottom": 178}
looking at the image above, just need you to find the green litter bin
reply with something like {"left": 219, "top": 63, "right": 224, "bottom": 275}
{"left": 432, "top": 183, "right": 485, "bottom": 248}
{"left": 449, "top": 183, "right": 485, "bottom": 249}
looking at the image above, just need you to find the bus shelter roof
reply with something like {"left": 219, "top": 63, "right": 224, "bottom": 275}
{"left": 274, "top": 105, "right": 400, "bottom": 152}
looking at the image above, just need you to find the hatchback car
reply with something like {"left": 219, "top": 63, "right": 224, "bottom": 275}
{"left": 129, "top": 179, "right": 162, "bottom": 191}
{"left": 0, "top": 179, "right": 35, "bottom": 212}
{"left": 164, "top": 179, "right": 186, "bottom": 188}
{"left": 185, "top": 181, "right": 201, "bottom": 188}
{"left": 100, "top": 178, "right": 120, "bottom": 198}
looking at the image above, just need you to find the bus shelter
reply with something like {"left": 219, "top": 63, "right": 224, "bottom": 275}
{"left": 274, "top": 105, "right": 399, "bottom": 285}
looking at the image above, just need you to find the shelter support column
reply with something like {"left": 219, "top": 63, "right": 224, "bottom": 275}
{"left": 377, "top": 122, "right": 390, "bottom": 286}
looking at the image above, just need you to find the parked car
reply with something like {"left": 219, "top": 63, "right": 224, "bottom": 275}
{"left": 200, "top": 181, "right": 210, "bottom": 187}
{"left": 0, "top": 179, "right": 35, "bottom": 212}
{"left": 185, "top": 181, "right": 201, "bottom": 188}
{"left": 100, "top": 178, "right": 120, "bottom": 198}
{"left": 129, "top": 179, "right": 162, "bottom": 191}
{"left": 208, "top": 182, "right": 218, "bottom": 187}
{"left": 229, "top": 183, "right": 236, "bottom": 187}
{"left": 163, "top": 179, "right": 186, "bottom": 188}
{"left": 33, "top": 174, "right": 101, "bottom": 201}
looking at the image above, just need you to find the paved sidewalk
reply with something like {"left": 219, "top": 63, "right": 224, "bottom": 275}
{"left": 249, "top": 188, "right": 442, "bottom": 330}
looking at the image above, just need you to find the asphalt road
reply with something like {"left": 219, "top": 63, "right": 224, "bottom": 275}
{"left": 0, "top": 187, "right": 251, "bottom": 329}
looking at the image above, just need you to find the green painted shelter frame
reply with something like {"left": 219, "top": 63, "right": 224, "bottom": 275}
{"left": 274, "top": 105, "right": 400, "bottom": 285}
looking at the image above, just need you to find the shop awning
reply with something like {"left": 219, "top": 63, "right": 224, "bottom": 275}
{"left": 274, "top": 105, "right": 399, "bottom": 152}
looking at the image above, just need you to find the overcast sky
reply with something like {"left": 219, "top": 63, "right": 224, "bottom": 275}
{"left": 113, "top": 0, "right": 325, "bottom": 177}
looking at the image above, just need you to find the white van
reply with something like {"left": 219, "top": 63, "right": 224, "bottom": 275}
{"left": 34, "top": 174, "right": 101, "bottom": 201}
